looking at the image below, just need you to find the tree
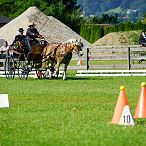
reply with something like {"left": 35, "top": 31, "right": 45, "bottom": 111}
{"left": 0, "top": 0, "right": 15, "bottom": 16}
{"left": 45, "top": 0, "right": 82, "bottom": 33}
{"left": 0, "top": 0, "right": 82, "bottom": 33}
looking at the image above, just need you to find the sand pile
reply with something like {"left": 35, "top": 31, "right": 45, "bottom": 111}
{"left": 93, "top": 31, "right": 140, "bottom": 46}
{"left": 0, "top": 39, "right": 5, "bottom": 47}
{"left": 0, "top": 6, "right": 91, "bottom": 48}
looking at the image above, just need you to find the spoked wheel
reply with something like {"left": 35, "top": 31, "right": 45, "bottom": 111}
{"left": 4, "top": 56, "right": 15, "bottom": 79}
{"left": 18, "top": 61, "right": 29, "bottom": 79}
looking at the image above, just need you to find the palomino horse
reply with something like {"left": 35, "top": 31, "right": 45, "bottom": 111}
{"left": 43, "top": 39, "right": 83, "bottom": 80}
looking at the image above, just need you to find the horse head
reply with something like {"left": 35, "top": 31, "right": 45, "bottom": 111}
{"left": 69, "top": 39, "right": 83, "bottom": 56}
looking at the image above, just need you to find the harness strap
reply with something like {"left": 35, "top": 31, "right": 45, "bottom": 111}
{"left": 52, "top": 44, "right": 62, "bottom": 57}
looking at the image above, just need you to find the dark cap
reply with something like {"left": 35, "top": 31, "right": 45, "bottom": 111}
{"left": 18, "top": 28, "right": 24, "bottom": 32}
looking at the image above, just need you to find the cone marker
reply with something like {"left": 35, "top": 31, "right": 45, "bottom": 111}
{"left": 134, "top": 82, "right": 146, "bottom": 118}
{"left": 111, "top": 86, "right": 134, "bottom": 125}
{"left": 77, "top": 59, "right": 83, "bottom": 65}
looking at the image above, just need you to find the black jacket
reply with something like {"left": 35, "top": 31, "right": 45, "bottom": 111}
{"left": 26, "top": 28, "right": 40, "bottom": 40}
{"left": 11, "top": 34, "right": 27, "bottom": 46}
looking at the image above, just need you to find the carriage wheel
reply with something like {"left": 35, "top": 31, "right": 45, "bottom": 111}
{"left": 4, "top": 56, "right": 15, "bottom": 79}
{"left": 36, "top": 70, "right": 46, "bottom": 79}
{"left": 18, "top": 61, "right": 29, "bottom": 79}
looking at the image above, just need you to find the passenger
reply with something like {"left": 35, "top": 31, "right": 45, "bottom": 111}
{"left": 10, "top": 28, "right": 27, "bottom": 47}
{"left": 26, "top": 22, "right": 43, "bottom": 46}
{"left": 139, "top": 30, "right": 146, "bottom": 47}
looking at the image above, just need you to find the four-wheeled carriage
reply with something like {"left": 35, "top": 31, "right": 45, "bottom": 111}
{"left": 4, "top": 40, "right": 48, "bottom": 79}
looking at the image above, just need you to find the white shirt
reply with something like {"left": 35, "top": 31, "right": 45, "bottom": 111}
{"left": 0, "top": 46, "right": 10, "bottom": 51}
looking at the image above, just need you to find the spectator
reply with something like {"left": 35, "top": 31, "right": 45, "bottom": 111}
{"left": 0, "top": 41, "right": 9, "bottom": 51}
{"left": 139, "top": 30, "right": 146, "bottom": 46}
{"left": 0, "top": 41, "right": 9, "bottom": 58}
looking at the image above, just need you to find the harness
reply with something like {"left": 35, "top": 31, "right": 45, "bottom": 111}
{"left": 54, "top": 43, "right": 79, "bottom": 58}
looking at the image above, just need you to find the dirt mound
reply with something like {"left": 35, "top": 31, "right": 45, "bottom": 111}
{"left": 93, "top": 31, "right": 140, "bottom": 46}
{"left": 0, "top": 6, "right": 91, "bottom": 48}
{"left": 0, "top": 39, "right": 5, "bottom": 47}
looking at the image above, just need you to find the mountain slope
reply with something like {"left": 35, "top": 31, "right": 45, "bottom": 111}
{"left": 77, "top": 0, "right": 146, "bottom": 21}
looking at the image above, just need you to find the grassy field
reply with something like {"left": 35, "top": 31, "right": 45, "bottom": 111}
{"left": 0, "top": 74, "right": 146, "bottom": 146}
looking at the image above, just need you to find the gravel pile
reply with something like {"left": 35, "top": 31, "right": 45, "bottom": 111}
{"left": 0, "top": 39, "right": 5, "bottom": 47}
{"left": 93, "top": 31, "right": 140, "bottom": 46}
{"left": 0, "top": 6, "right": 91, "bottom": 49}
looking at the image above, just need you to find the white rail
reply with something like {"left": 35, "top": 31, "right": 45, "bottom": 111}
{"left": 76, "top": 70, "right": 146, "bottom": 77}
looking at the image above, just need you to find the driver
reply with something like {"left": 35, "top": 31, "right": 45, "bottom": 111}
{"left": 26, "top": 22, "right": 43, "bottom": 46}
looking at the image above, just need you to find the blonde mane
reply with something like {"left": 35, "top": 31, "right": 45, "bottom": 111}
{"left": 62, "top": 39, "right": 78, "bottom": 44}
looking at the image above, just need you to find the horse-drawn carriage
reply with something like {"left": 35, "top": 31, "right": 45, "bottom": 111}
{"left": 4, "top": 38, "right": 83, "bottom": 80}
{"left": 4, "top": 39, "right": 47, "bottom": 79}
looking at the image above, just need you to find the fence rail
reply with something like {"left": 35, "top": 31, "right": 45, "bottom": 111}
{"left": 0, "top": 45, "right": 146, "bottom": 73}
{"left": 86, "top": 45, "right": 146, "bottom": 70}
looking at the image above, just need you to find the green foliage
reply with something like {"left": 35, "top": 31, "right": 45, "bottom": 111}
{"left": 89, "top": 14, "right": 118, "bottom": 24}
{"left": 80, "top": 21, "right": 146, "bottom": 43}
{"left": 0, "top": 0, "right": 15, "bottom": 16}
{"left": 80, "top": 25, "right": 97, "bottom": 42}
{"left": 45, "top": 0, "right": 82, "bottom": 33}
{"left": 80, "top": 24, "right": 109, "bottom": 43}
{"left": 0, "top": 0, "right": 82, "bottom": 33}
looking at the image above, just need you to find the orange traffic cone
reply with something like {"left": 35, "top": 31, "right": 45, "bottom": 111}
{"left": 111, "top": 86, "right": 129, "bottom": 124}
{"left": 134, "top": 82, "right": 146, "bottom": 118}
{"left": 77, "top": 59, "right": 83, "bottom": 65}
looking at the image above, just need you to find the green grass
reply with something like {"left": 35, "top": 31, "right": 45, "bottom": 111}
{"left": 0, "top": 75, "right": 146, "bottom": 146}
{"left": 90, "top": 60, "right": 127, "bottom": 65}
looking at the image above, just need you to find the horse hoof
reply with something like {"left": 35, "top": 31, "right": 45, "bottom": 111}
{"left": 63, "top": 77, "right": 66, "bottom": 80}
{"left": 51, "top": 76, "right": 55, "bottom": 79}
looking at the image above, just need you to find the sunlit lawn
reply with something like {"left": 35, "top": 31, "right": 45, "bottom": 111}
{"left": 0, "top": 75, "right": 146, "bottom": 146}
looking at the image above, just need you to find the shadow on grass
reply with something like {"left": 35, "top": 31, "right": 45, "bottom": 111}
{"left": 31, "top": 75, "right": 116, "bottom": 81}
{"left": 65, "top": 76, "right": 115, "bottom": 81}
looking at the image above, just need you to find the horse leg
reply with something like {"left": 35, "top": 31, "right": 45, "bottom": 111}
{"left": 43, "top": 58, "right": 52, "bottom": 79}
{"left": 47, "top": 61, "right": 56, "bottom": 79}
{"left": 63, "top": 62, "right": 69, "bottom": 80}
{"left": 46, "top": 68, "right": 52, "bottom": 79}
{"left": 53, "top": 62, "right": 60, "bottom": 78}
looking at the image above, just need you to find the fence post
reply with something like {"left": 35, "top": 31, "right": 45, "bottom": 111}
{"left": 87, "top": 48, "right": 89, "bottom": 70}
{"left": 127, "top": 47, "right": 131, "bottom": 70}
